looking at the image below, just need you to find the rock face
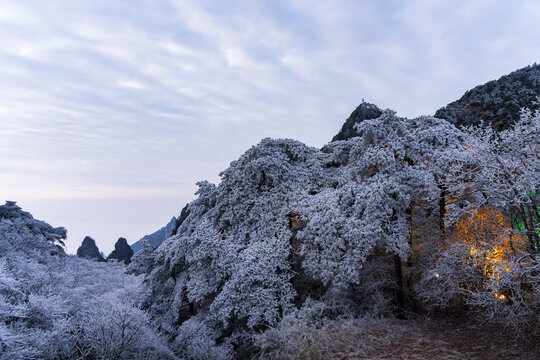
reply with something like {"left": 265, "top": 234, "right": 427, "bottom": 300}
{"left": 130, "top": 216, "right": 177, "bottom": 253}
{"left": 76, "top": 236, "right": 105, "bottom": 262}
{"left": 107, "top": 237, "right": 133, "bottom": 264}
{"left": 332, "top": 102, "right": 383, "bottom": 141}
{"left": 435, "top": 64, "right": 540, "bottom": 130}
{"left": 171, "top": 204, "right": 190, "bottom": 236}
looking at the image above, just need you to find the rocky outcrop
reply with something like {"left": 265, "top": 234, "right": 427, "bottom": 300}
{"left": 332, "top": 102, "right": 383, "bottom": 141}
{"left": 172, "top": 204, "right": 191, "bottom": 236}
{"left": 107, "top": 237, "right": 134, "bottom": 264}
{"left": 435, "top": 64, "right": 540, "bottom": 130}
{"left": 76, "top": 236, "right": 105, "bottom": 262}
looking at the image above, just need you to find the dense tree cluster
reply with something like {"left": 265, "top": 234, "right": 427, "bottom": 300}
{"left": 138, "top": 106, "right": 538, "bottom": 358}
{"left": 0, "top": 201, "right": 66, "bottom": 256}
{"left": 132, "top": 114, "right": 428, "bottom": 353}
{"left": 0, "top": 202, "right": 175, "bottom": 360}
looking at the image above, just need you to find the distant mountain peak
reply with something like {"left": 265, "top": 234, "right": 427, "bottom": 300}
{"left": 130, "top": 216, "right": 177, "bottom": 253}
{"left": 107, "top": 237, "right": 133, "bottom": 264}
{"left": 332, "top": 102, "right": 383, "bottom": 141}
{"left": 76, "top": 236, "right": 105, "bottom": 262}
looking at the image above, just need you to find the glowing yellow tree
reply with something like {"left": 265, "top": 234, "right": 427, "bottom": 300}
{"left": 452, "top": 206, "right": 523, "bottom": 285}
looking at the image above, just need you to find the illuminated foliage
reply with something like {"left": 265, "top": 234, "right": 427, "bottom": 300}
{"left": 453, "top": 206, "right": 515, "bottom": 277}
{"left": 443, "top": 109, "right": 540, "bottom": 254}
{"left": 416, "top": 110, "right": 540, "bottom": 335}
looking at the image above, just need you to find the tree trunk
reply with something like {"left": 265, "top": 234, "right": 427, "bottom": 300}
{"left": 439, "top": 185, "right": 446, "bottom": 234}
{"left": 406, "top": 206, "right": 414, "bottom": 266}
{"left": 394, "top": 254, "right": 405, "bottom": 317}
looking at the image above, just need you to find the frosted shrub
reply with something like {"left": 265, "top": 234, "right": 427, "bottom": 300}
{"left": 255, "top": 316, "right": 332, "bottom": 360}
{"left": 174, "top": 315, "right": 234, "bottom": 360}
{"left": 416, "top": 241, "right": 540, "bottom": 335}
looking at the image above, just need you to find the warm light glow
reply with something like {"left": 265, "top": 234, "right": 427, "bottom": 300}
{"left": 451, "top": 206, "right": 527, "bottom": 298}
{"left": 453, "top": 206, "right": 515, "bottom": 279}
{"left": 434, "top": 273, "right": 440, "bottom": 279}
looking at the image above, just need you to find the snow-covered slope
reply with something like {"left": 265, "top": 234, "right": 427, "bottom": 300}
{"left": 435, "top": 63, "right": 540, "bottom": 130}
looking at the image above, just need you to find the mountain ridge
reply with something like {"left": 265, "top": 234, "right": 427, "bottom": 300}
{"left": 130, "top": 216, "right": 177, "bottom": 253}
{"left": 435, "top": 63, "right": 540, "bottom": 130}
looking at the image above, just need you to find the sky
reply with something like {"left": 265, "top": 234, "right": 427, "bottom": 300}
{"left": 1, "top": 0, "right": 539, "bottom": 254}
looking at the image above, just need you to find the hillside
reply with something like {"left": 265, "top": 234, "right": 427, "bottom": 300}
{"left": 435, "top": 63, "right": 540, "bottom": 130}
{"left": 145, "top": 104, "right": 539, "bottom": 358}
{"left": 4, "top": 65, "right": 536, "bottom": 359}
{"left": 0, "top": 202, "right": 174, "bottom": 359}
{"left": 127, "top": 65, "right": 540, "bottom": 359}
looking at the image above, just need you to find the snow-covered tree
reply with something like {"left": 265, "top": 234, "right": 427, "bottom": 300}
{"left": 128, "top": 240, "right": 156, "bottom": 276}
{"left": 415, "top": 109, "right": 540, "bottom": 335}
{"left": 443, "top": 108, "right": 540, "bottom": 253}
{"left": 298, "top": 112, "right": 465, "bottom": 286}
{"left": 151, "top": 139, "right": 326, "bottom": 341}
{"left": 146, "top": 111, "right": 471, "bottom": 354}
{"left": 0, "top": 201, "right": 66, "bottom": 256}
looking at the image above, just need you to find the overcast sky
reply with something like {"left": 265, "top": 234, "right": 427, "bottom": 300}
{"left": 1, "top": 0, "right": 539, "bottom": 254}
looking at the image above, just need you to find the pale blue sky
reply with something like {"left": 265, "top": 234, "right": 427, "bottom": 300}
{"left": 1, "top": 0, "right": 539, "bottom": 254}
